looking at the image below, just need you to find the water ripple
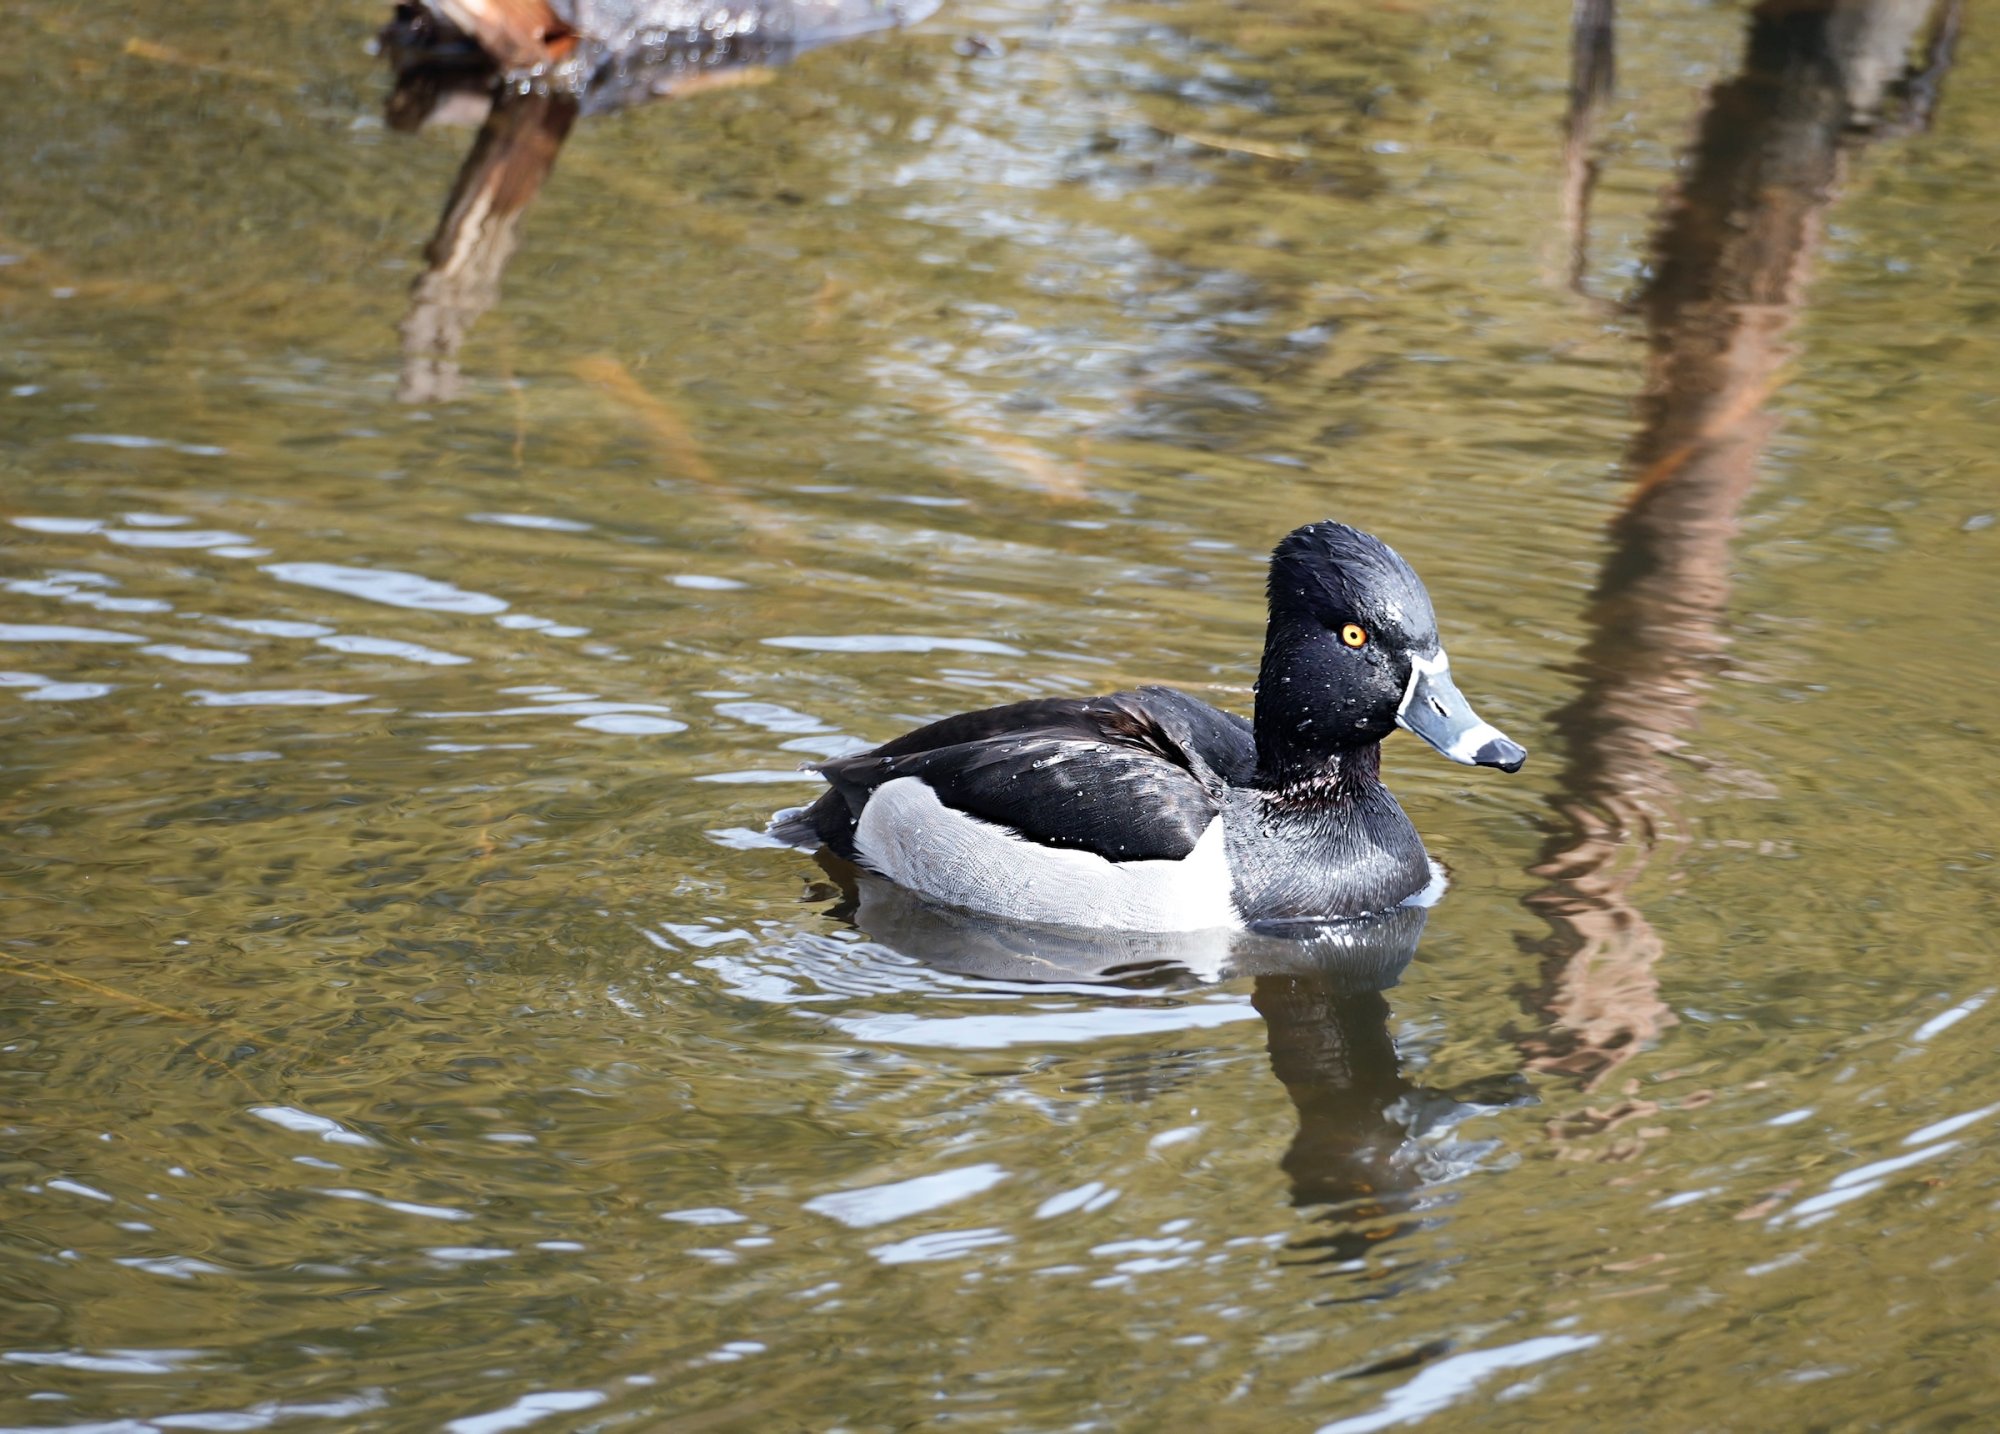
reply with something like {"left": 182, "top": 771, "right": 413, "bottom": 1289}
{"left": 803, "top": 1164, "right": 1011, "bottom": 1229}
{"left": 1318, "top": 1336, "right": 1603, "bottom": 1434}
{"left": 444, "top": 1390, "right": 607, "bottom": 1434}
{"left": 763, "top": 634, "right": 1024, "bottom": 655}
{"left": 188, "top": 689, "right": 372, "bottom": 708}
{"left": 261, "top": 562, "right": 508, "bottom": 616}
{"left": 0, "top": 623, "right": 142, "bottom": 644}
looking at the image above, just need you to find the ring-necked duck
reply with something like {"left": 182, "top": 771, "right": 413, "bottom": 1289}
{"left": 771, "top": 521, "right": 1525, "bottom": 930}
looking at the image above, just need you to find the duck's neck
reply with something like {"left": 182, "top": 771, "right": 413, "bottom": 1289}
{"left": 1252, "top": 621, "right": 1385, "bottom": 801}
{"left": 1252, "top": 732, "right": 1384, "bottom": 804}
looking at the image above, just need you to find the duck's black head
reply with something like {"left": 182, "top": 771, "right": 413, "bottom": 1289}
{"left": 1253, "top": 521, "right": 1525, "bottom": 789}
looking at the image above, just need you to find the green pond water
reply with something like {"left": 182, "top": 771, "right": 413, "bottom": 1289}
{"left": 3, "top": 0, "right": 1998, "bottom": 1428}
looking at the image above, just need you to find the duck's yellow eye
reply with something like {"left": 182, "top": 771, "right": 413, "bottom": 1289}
{"left": 1340, "top": 623, "right": 1368, "bottom": 648}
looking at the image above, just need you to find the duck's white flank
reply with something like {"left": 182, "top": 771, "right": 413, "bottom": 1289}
{"left": 851, "top": 776, "right": 1242, "bottom": 932}
{"left": 1404, "top": 858, "right": 1449, "bottom": 909}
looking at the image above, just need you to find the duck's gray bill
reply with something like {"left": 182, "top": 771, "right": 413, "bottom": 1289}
{"left": 1396, "top": 652, "right": 1526, "bottom": 773}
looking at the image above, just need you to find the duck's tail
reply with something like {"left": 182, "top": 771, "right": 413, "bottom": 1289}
{"left": 766, "top": 793, "right": 831, "bottom": 850}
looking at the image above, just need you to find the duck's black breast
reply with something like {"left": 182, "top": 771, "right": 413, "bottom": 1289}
{"left": 1221, "top": 782, "right": 1433, "bottom": 923}
{"left": 780, "top": 686, "right": 1254, "bottom": 863}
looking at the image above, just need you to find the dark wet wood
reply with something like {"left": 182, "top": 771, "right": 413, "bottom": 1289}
{"left": 427, "top": 0, "right": 577, "bottom": 69}
{"left": 379, "top": 0, "right": 933, "bottom": 399}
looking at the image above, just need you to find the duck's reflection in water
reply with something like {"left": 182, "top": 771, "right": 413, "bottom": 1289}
{"left": 828, "top": 862, "right": 1516, "bottom": 1285}
{"left": 1250, "top": 969, "right": 1426, "bottom": 1281}
{"left": 376, "top": 0, "right": 935, "bottom": 401}
{"left": 1528, "top": 0, "right": 1959, "bottom": 1090}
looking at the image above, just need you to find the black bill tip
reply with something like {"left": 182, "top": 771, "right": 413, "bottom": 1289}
{"left": 1473, "top": 736, "right": 1527, "bottom": 773}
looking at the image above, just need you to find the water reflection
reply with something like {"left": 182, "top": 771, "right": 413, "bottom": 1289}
{"left": 1251, "top": 976, "right": 1421, "bottom": 1278}
{"left": 830, "top": 868, "right": 1508, "bottom": 1279}
{"left": 1555, "top": 0, "right": 1615, "bottom": 294}
{"left": 835, "top": 862, "right": 1427, "bottom": 990}
{"left": 1528, "top": 0, "right": 1959, "bottom": 1086}
{"left": 377, "top": 0, "right": 936, "bottom": 400}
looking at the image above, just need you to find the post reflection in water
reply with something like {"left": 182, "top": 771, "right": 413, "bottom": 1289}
{"left": 1526, "top": 0, "right": 1960, "bottom": 1088}
{"left": 393, "top": 86, "right": 578, "bottom": 404}
{"left": 376, "top": 0, "right": 936, "bottom": 401}
{"left": 833, "top": 865, "right": 1512, "bottom": 1286}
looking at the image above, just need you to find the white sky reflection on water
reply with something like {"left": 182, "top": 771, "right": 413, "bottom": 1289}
{"left": 261, "top": 562, "right": 509, "bottom": 616}
{"left": 826, "top": 1001, "right": 1261, "bottom": 1049}
{"left": 804, "top": 1163, "right": 1012, "bottom": 1229}
{"left": 1316, "top": 1336, "right": 1603, "bottom": 1434}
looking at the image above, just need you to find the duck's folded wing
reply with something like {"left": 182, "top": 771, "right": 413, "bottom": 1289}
{"left": 794, "top": 687, "right": 1251, "bottom": 863}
